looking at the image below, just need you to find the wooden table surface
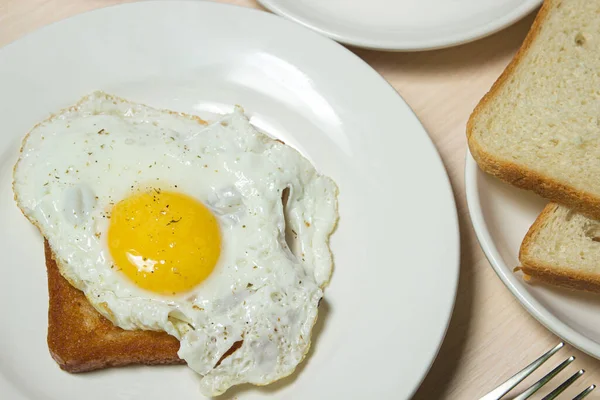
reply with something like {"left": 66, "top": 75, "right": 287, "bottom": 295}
{"left": 2, "top": 1, "right": 599, "bottom": 398}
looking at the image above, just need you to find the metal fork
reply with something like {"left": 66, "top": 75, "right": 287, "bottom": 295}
{"left": 479, "top": 342, "right": 596, "bottom": 400}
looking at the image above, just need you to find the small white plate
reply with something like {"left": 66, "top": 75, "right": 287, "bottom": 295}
{"left": 0, "top": 2, "right": 459, "bottom": 399}
{"left": 258, "top": 0, "right": 542, "bottom": 51}
{"left": 466, "top": 152, "right": 600, "bottom": 359}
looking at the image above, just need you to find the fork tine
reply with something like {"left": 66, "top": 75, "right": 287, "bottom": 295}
{"left": 541, "top": 369, "right": 585, "bottom": 400}
{"left": 572, "top": 384, "right": 596, "bottom": 400}
{"left": 512, "top": 356, "right": 575, "bottom": 400}
{"left": 478, "top": 342, "right": 564, "bottom": 400}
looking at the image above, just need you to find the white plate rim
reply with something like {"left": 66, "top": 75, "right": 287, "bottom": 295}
{"left": 465, "top": 150, "right": 600, "bottom": 358}
{"left": 0, "top": 2, "right": 460, "bottom": 398}
{"left": 258, "top": 0, "right": 542, "bottom": 51}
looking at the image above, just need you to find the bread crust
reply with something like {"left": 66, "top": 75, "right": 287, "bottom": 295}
{"left": 518, "top": 263, "right": 600, "bottom": 293}
{"left": 519, "top": 203, "right": 600, "bottom": 293}
{"left": 466, "top": 0, "right": 600, "bottom": 220}
{"left": 45, "top": 240, "right": 184, "bottom": 372}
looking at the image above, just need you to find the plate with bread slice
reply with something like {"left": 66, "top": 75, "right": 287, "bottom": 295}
{"left": 466, "top": 0, "right": 600, "bottom": 359}
{"left": 0, "top": 1, "right": 459, "bottom": 400}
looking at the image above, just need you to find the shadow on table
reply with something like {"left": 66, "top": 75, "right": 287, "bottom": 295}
{"left": 351, "top": 11, "right": 537, "bottom": 77}
{"left": 348, "top": 9, "right": 539, "bottom": 400}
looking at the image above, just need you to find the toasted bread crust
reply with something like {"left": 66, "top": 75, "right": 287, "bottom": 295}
{"left": 466, "top": 0, "right": 600, "bottom": 221}
{"left": 518, "top": 203, "right": 600, "bottom": 293}
{"left": 45, "top": 240, "right": 184, "bottom": 372}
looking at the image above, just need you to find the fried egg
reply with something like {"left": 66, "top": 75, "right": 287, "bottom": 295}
{"left": 13, "top": 92, "right": 338, "bottom": 396}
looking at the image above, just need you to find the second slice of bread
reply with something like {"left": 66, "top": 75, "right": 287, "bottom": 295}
{"left": 45, "top": 240, "right": 185, "bottom": 372}
{"left": 467, "top": 0, "right": 600, "bottom": 220}
{"left": 519, "top": 203, "right": 600, "bottom": 292}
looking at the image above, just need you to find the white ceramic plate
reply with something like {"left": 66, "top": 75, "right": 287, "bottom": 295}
{"left": 258, "top": 0, "right": 542, "bottom": 51}
{"left": 466, "top": 152, "right": 600, "bottom": 359}
{"left": 0, "top": 2, "right": 459, "bottom": 399}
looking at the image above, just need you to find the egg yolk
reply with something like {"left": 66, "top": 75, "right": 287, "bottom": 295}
{"left": 107, "top": 190, "right": 220, "bottom": 295}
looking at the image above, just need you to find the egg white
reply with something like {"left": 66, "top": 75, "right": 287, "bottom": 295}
{"left": 13, "top": 92, "right": 338, "bottom": 396}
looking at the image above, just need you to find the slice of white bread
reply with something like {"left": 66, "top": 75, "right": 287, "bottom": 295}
{"left": 467, "top": 0, "right": 600, "bottom": 220}
{"left": 519, "top": 203, "right": 600, "bottom": 292}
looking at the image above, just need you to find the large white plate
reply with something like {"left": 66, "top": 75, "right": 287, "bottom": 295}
{"left": 0, "top": 2, "right": 459, "bottom": 399}
{"left": 466, "top": 152, "right": 600, "bottom": 359}
{"left": 258, "top": 0, "right": 542, "bottom": 51}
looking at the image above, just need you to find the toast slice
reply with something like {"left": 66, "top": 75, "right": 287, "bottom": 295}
{"left": 467, "top": 0, "right": 600, "bottom": 220}
{"left": 45, "top": 240, "right": 185, "bottom": 372}
{"left": 519, "top": 203, "right": 600, "bottom": 292}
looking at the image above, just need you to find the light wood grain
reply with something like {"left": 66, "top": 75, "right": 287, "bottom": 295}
{"left": 2, "top": 1, "right": 599, "bottom": 398}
